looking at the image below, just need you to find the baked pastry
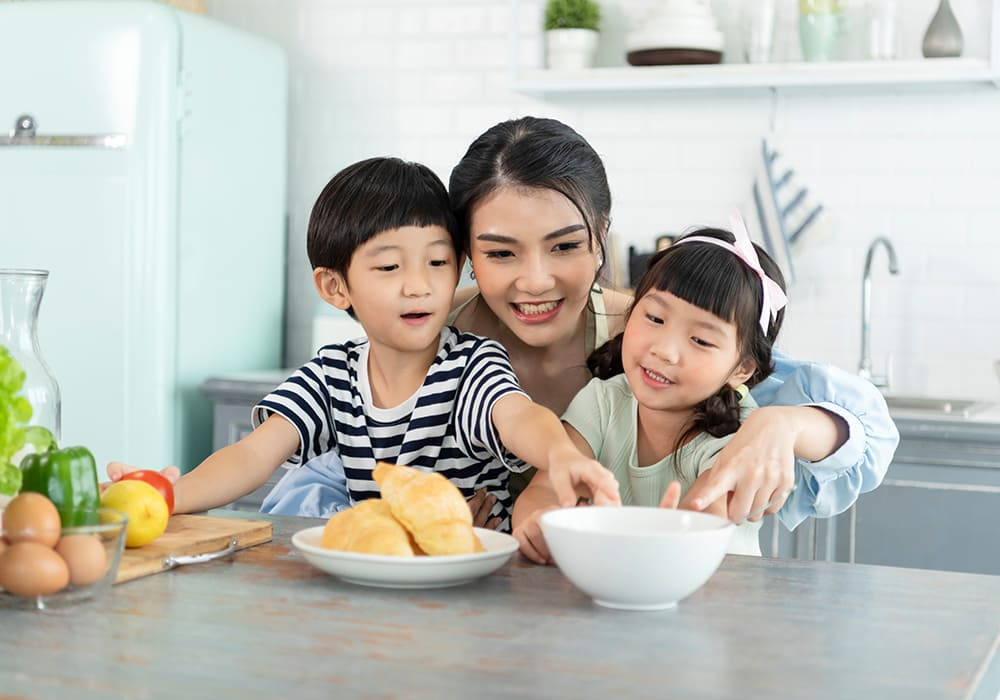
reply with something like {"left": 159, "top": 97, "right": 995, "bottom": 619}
{"left": 320, "top": 498, "right": 418, "bottom": 556}
{"left": 373, "top": 462, "right": 484, "bottom": 555}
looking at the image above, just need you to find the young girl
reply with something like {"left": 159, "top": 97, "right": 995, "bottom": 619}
{"left": 513, "top": 216, "right": 802, "bottom": 560}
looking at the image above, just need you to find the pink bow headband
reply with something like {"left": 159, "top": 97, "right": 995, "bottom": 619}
{"left": 672, "top": 212, "right": 788, "bottom": 335}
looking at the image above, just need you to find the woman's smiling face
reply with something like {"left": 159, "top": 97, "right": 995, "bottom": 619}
{"left": 467, "top": 186, "right": 599, "bottom": 348}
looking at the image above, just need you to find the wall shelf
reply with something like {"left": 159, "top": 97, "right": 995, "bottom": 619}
{"left": 513, "top": 57, "right": 999, "bottom": 95}
{"left": 511, "top": 0, "right": 1000, "bottom": 96}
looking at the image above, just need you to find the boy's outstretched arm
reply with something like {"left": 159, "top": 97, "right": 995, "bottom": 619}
{"left": 107, "top": 414, "right": 300, "bottom": 514}
{"left": 491, "top": 394, "right": 620, "bottom": 508}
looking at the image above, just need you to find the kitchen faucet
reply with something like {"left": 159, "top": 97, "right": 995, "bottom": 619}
{"left": 858, "top": 237, "right": 900, "bottom": 388}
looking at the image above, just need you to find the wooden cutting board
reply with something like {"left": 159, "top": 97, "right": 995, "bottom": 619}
{"left": 114, "top": 514, "right": 273, "bottom": 584}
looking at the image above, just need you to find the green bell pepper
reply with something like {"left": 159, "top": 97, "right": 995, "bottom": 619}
{"left": 20, "top": 445, "right": 101, "bottom": 527}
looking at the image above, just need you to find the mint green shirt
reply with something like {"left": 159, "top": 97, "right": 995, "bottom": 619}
{"left": 562, "top": 375, "right": 762, "bottom": 555}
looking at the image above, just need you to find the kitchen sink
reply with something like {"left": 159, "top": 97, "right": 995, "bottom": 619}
{"left": 882, "top": 395, "right": 990, "bottom": 418}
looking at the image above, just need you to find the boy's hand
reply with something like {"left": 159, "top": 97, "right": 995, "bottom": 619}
{"left": 512, "top": 505, "right": 559, "bottom": 565}
{"left": 103, "top": 462, "right": 181, "bottom": 492}
{"left": 546, "top": 453, "right": 620, "bottom": 508}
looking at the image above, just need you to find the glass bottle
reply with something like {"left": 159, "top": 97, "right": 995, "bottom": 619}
{"left": 0, "top": 269, "right": 61, "bottom": 441}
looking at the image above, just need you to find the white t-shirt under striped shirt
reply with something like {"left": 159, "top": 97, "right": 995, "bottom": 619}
{"left": 252, "top": 327, "right": 529, "bottom": 529}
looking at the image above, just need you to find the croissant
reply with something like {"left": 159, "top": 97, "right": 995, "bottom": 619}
{"left": 320, "top": 498, "right": 418, "bottom": 556}
{"left": 373, "top": 462, "right": 484, "bottom": 555}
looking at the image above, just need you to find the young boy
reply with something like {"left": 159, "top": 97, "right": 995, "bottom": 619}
{"left": 109, "top": 157, "right": 619, "bottom": 529}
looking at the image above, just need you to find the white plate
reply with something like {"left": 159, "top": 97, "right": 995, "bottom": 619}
{"left": 291, "top": 526, "right": 519, "bottom": 589}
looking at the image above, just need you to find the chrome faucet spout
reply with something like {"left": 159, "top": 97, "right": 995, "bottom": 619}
{"left": 859, "top": 237, "right": 900, "bottom": 387}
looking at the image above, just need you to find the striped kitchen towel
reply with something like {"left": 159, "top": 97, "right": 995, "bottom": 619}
{"left": 749, "top": 137, "right": 826, "bottom": 285}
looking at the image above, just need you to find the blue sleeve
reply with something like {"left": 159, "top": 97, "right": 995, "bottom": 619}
{"left": 750, "top": 349, "right": 900, "bottom": 530}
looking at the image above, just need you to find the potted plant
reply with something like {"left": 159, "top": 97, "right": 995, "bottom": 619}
{"left": 544, "top": 0, "right": 601, "bottom": 70}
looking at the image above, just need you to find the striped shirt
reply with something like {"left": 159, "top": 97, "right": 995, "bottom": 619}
{"left": 253, "top": 327, "right": 529, "bottom": 529}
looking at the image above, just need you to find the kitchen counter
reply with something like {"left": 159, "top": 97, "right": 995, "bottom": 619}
{"left": 2, "top": 511, "right": 998, "bottom": 699}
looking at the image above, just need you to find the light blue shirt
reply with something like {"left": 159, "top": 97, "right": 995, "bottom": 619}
{"left": 753, "top": 349, "right": 899, "bottom": 530}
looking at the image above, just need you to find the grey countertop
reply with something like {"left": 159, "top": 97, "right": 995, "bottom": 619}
{"left": 2, "top": 510, "right": 998, "bottom": 699}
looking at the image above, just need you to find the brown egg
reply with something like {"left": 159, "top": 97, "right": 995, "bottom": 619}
{"left": 0, "top": 542, "right": 70, "bottom": 597}
{"left": 56, "top": 534, "right": 108, "bottom": 586}
{"left": 2, "top": 493, "right": 61, "bottom": 547}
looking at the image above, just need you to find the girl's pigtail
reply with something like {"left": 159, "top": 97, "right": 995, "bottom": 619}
{"left": 586, "top": 332, "right": 625, "bottom": 380}
{"left": 695, "top": 385, "right": 743, "bottom": 438}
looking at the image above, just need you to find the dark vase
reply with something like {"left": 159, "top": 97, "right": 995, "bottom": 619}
{"left": 922, "top": 0, "right": 963, "bottom": 58}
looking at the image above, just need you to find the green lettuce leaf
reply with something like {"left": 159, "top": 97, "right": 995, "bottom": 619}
{"left": 0, "top": 461, "right": 21, "bottom": 497}
{"left": 0, "top": 346, "right": 45, "bottom": 496}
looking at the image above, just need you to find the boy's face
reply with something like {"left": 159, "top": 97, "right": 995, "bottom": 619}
{"left": 318, "top": 225, "right": 459, "bottom": 354}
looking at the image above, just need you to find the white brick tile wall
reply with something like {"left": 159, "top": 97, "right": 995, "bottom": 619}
{"left": 207, "top": 0, "right": 1000, "bottom": 400}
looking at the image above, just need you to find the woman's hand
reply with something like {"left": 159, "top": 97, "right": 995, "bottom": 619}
{"left": 104, "top": 462, "right": 181, "bottom": 491}
{"left": 466, "top": 488, "right": 501, "bottom": 530}
{"left": 680, "top": 406, "right": 798, "bottom": 522}
{"left": 512, "top": 505, "right": 560, "bottom": 565}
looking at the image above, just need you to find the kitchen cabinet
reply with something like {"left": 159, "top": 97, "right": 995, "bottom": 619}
{"left": 761, "top": 410, "right": 1000, "bottom": 575}
{"left": 199, "top": 371, "right": 289, "bottom": 511}
{"left": 511, "top": 0, "right": 1000, "bottom": 95}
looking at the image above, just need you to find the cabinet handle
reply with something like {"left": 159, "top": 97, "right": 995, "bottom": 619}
{"left": 883, "top": 478, "right": 1000, "bottom": 494}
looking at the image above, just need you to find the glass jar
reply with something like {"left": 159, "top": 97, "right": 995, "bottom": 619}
{"left": 0, "top": 269, "right": 61, "bottom": 442}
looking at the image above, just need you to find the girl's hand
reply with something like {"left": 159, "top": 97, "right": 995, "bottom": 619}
{"left": 512, "top": 505, "right": 560, "bottom": 565}
{"left": 546, "top": 454, "right": 621, "bottom": 508}
{"left": 658, "top": 481, "right": 682, "bottom": 509}
{"left": 104, "top": 462, "right": 181, "bottom": 492}
{"left": 466, "top": 488, "right": 501, "bottom": 530}
{"left": 680, "top": 407, "right": 797, "bottom": 522}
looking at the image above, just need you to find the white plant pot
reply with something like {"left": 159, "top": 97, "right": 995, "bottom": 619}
{"left": 545, "top": 28, "right": 599, "bottom": 70}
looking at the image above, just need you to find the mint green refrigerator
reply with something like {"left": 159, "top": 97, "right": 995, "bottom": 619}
{"left": 0, "top": 1, "right": 287, "bottom": 477}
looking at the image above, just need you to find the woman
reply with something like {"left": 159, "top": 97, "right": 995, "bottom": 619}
{"left": 446, "top": 116, "right": 898, "bottom": 539}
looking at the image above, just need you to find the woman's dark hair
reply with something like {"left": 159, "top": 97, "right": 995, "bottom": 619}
{"left": 448, "top": 116, "right": 611, "bottom": 275}
{"left": 307, "top": 157, "right": 460, "bottom": 276}
{"left": 587, "top": 227, "right": 786, "bottom": 441}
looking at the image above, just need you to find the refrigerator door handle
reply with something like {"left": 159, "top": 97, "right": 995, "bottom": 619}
{"left": 1, "top": 114, "right": 127, "bottom": 149}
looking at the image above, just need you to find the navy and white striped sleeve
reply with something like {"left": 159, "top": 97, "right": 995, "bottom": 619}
{"left": 453, "top": 338, "right": 530, "bottom": 471}
{"left": 252, "top": 356, "right": 335, "bottom": 467}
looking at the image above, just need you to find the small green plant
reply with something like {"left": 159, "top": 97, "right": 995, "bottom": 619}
{"left": 544, "top": 0, "right": 601, "bottom": 31}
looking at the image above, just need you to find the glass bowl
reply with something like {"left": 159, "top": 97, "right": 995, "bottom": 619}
{"left": 0, "top": 507, "right": 128, "bottom": 610}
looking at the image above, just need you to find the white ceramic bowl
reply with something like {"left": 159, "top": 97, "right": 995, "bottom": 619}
{"left": 540, "top": 506, "right": 734, "bottom": 611}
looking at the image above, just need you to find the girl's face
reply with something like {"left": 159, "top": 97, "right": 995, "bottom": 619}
{"left": 621, "top": 289, "right": 754, "bottom": 413}
{"left": 467, "top": 187, "right": 599, "bottom": 349}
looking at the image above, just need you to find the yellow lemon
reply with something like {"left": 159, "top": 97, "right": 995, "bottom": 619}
{"left": 100, "top": 480, "right": 170, "bottom": 548}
